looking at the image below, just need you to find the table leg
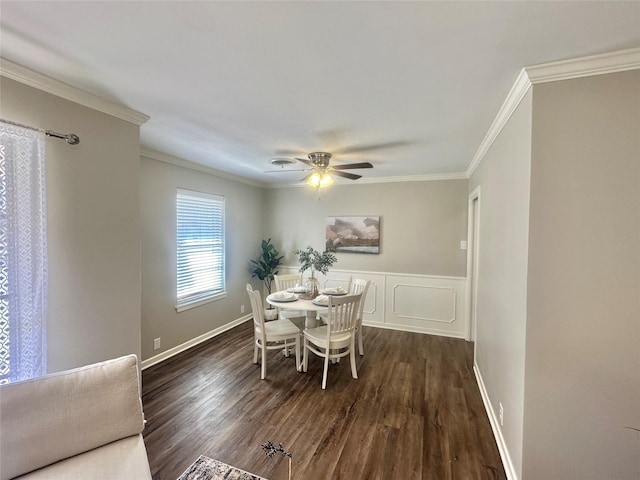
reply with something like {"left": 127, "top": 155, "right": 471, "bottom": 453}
{"left": 305, "top": 311, "right": 318, "bottom": 328}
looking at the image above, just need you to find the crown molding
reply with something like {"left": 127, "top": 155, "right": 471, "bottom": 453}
{"left": 525, "top": 47, "right": 640, "bottom": 84}
{"left": 466, "top": 68, "right": 532, "bottom": 178}
{"left": 0, "top": 58, "right": 149, "bottom": 126}
{"left": 140, "top": 147, "right": 265, "bottom": 188}
{"left": 264, "top": 171, "right": 469, "bottom": 189}
{"left": 355, "top": 172, "right": 469, "bottom": 184}
{"left": 143, "top": 144, "right": 466, "bottom": 189}
{"left": 466, "top": 47, "right": 640, "bottom": 178}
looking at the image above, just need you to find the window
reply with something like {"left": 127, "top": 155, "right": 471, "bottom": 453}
{"left": 176, "top": 189, "right": 225, "bottom": 311}
{"left": 0, "top": 122, "right": 48, "bottom": 383}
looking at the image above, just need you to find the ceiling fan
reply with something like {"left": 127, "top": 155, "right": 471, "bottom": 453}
{"left": 269, "top": 152, "right": 373, "bottom": 188}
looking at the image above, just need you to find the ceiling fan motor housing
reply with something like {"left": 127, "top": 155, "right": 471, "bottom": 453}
{"left": 308, "top": 152, "right": 332, "bottom": 167}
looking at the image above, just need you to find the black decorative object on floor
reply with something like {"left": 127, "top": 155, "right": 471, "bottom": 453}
{"left": 261, "top": 441, "right": 293, "bottom": 480}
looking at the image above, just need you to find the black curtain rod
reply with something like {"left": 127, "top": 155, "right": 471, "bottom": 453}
{"left": 0, "top": 118, "right": 80, "bottom": 145}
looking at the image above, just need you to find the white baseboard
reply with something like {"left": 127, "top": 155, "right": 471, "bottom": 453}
{"left": 141, "top": 314, "right": 253, "bottom": 370}
{"left": 473, "top": 363, "right": 518, "bottom": 480}
{"left": 363, "top": 320, "right": 466, "bottom": 339}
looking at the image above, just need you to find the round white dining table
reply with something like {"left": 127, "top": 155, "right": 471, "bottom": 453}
{"left": 266, "top": 291, "right": 328, "bottom": 328}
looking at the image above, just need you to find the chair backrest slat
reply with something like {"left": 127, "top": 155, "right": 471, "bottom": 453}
{"left": 350, "top": 279, "right": 370, "bottom": 320}
{"left": 325, "top": 293, "right": 362, "bottom": 337}
{"left": 274, "top": 273, "right": 301, "bottom": 292}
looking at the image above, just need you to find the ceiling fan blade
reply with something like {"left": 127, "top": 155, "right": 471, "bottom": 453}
{"left": 333, "top": 171, "right": 362, "bottom": 180}
{"left": 263, "top": 168, "right": 310, "bottom": 173}
{"left": 332, "top": 162, "right": 374, "bottom": 170}
{"left": 295, "top": 157, "right": 316, "bottom": 167}
{"left": 334, "top": 140, "right": 412, "bottom": 155}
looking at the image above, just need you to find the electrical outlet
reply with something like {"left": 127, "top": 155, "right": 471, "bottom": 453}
{"left": 153, "top": 338, "right": 161, "bottom": 351}
{"left": 241, "top": 304, "right": 245, "bottom": 314}
{"left": 460, "top": 240, "right": 468, "bottom": 250}
{"left": 499, "top": 403, "right": 504, "bottom": 426}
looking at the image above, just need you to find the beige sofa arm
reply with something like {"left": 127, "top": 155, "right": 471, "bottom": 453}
{"left": 0, "top": 354, "right": 145, "bottom": 480}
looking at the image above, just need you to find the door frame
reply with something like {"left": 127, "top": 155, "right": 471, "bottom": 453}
{"left": 465, "top": 186, "right": 481, "bottom": 343}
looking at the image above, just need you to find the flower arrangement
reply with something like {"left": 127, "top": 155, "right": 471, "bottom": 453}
{"left": 295, "top": 246, "right": 337, "bottom": 278}
{"left": 262, "top": 441, "right": 292, "bottom": 480}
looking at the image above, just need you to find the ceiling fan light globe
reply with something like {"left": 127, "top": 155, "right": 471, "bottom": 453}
{"left": 306, "top": 172, "right": 322, "bottom": 187}
{"left": 320, "top": 173, "right": 334, "bottom": 187}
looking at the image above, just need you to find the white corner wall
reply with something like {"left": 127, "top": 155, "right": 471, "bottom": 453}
{"left": 468, "top": 89, "right": 533, "bottom": 479}
{"left": 523, "top": 70, "right": 640, "bottom": 479}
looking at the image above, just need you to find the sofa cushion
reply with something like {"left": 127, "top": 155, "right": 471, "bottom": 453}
{"left": 14, "top": 434, "right": 151, "bottom": 480}
{"left": 0, "top": 354, "right": 145, "bottom": 480}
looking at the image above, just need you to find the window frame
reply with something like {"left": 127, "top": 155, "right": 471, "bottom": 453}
{"left": 175, "top": 188, "right": 226, "bottom": 312}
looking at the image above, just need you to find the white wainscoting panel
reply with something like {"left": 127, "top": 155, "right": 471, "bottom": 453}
{"left": 279, "top": 267, "right": 467, "bottom": 338}
{"left": 392, "top": 284, "right": 456, "bottom": 323}
{"left": 323, "top": 271, "right": 385, "bottom": 325}
{"left": 384, "top": 274, "right": 467, "bottom": 337}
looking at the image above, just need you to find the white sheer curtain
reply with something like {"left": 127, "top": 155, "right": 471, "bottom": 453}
{"left": 0, "top": 121, "right": 48, "bottom": 383}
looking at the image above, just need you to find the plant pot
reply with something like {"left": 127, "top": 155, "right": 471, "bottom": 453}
{"left": 264, "top": 308, "right": 278, "bottom": 321}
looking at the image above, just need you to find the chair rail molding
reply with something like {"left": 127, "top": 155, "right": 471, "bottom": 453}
{"left": 279, "top": 266, "right": 468, "bottom": 339}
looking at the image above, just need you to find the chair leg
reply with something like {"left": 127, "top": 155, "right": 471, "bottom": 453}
{"left": 303, "top": 338, "right": 309, "bottom": 372}
{"left": 350, "top": 342, "right": 358, "bottom": 380}
{"left": 322, "top": 350, "right": 330, "bottom": 389}
{"left": 295, "top": 337, "right": 301, "bottom": 372}
{"left": 358, "top": 320, "right": 364, "bottom": 356}
{"left": 253, "top": 339, "right": 258, "bottom": 364}
{"left": 283, "top": 338, "right": 290, "bottom": 357}
{"left": 261, "top": 347, "right": 267, "bottom": 380}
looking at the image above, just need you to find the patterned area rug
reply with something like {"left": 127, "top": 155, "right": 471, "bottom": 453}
{"left": 177, "top": 455, "right": 268, "bottom": 480}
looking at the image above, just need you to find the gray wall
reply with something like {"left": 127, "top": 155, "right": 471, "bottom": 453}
{"left": 470, "top": 69, "right": 640, "bottom": 479}
{"left": 139, "top": 167, "right": 468, "bottom": 360}
{"left": 140, "top": 155, "right": 264, "bottom": 361}
{"left": 469, "top": 90, "right": 533, "bottom": 477}
{"left": 264, "top": 179, "right": 469, "bottom": 277}
{"left": 523, "top": 71, "right": 640, "bottom": 479}
{"left": 1, "top": 77, "right": 142, "bottom": 372}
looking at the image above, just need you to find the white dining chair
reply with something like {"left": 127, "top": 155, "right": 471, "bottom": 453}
{"left": 318, "top": 276, "right": 352, "bottom": 324}
{"left": 274, "top": 273, "right": 305, "bottom": 321}
{"left": 318, "top": 277, "right": 370, "bottom": 354}
{"left": 302, "top": 292, "right": 362, "bottom": 389}
{"left": 349, "top": 279, "right": 370, "bottom": 356}
{"left": 246, "top": 284, "right": 301, "bottom": 379}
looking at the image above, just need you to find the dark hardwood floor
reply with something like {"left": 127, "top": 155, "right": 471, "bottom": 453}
{"left": 142, "top": 321, "right": 506, "bottom": 480}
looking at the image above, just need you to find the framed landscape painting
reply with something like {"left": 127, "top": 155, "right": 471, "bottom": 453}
{"left": 326, "top": 216, "right": 380, "bottom": 254}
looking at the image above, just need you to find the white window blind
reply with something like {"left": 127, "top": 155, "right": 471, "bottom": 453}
{"left": 176, "top": 189, "right": 225, "bottom": 311}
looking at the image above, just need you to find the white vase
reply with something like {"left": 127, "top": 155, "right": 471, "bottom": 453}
{"left": 303, "top": 277, "right": 319, "bottom": 299}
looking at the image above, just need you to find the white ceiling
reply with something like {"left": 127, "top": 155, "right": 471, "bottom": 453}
{"left": 1, "top": 1, "right": 639, "bottom": 185}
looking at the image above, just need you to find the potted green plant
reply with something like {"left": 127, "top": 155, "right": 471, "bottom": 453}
{"left": 250, "top": 238, "right": 283, "bottom": 319}
{"left": 295, "top": 246, "right": 337, "bottom": 298}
